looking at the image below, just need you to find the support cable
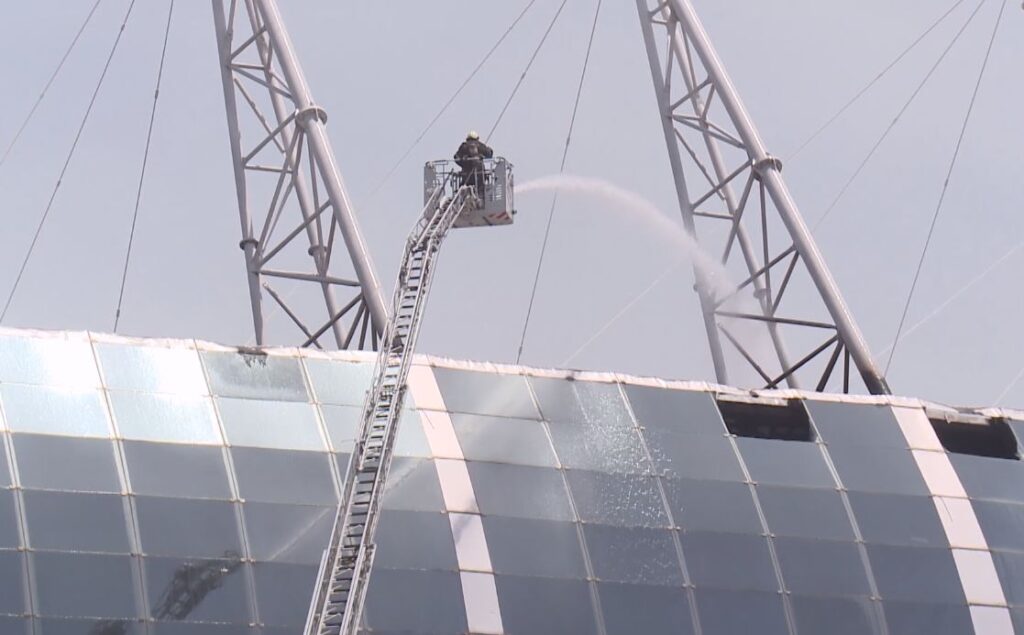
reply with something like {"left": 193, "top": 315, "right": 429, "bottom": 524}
{"left": 364, "top": 0, "right": 538, "bottom": 202}
{"left": 515, "top": 0, "right": 602, "bottom": 364}
{"left": 114, "top": 0, "right": 175, "bottom": 332}
{"left": 812, "top": 0, "right": 988, "bottom": 230}
{"left": 487, "top": 0, "right": 570, "bottom": 142}
{"left": 0, "top": 0, "right": 103, "bottom": 171}
{"left": 787, "top": 0, "right": 966, "bottom": 161}
{"left": 1, "top": 0, "right": 139, "bottom": 323}
{"left": 885, "top": 0, "right": 1007, "bottom": 374}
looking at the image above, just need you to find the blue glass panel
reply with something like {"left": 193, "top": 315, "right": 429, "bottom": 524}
{"left": 736, "top": 437, "right": 834, "bottom": 489}
{"left": 493, "top": 575, "right": 597, "bottom": 635}
{"left": 252, "top": 561, "right": 317, "bottom": 627}
{"left": 363, "top": 569, "right": 466, "bottom": 633}
{"left": 583, "top": 525, "right": 683, "bottom": 586}
{"left": 791, "top": 595, "right": 883, "bottom": 635}
{"left": 24, "top": 491, "right": 130, "bottom": 553}
{"left": 0, "top": 616, "right": 28, "bottom": 635}
{"left": 847, "top": 492, "right": 946, "bottom": 547}
{"left": 548, "top": 415, "right": 649, "bottom": 473}
{"left": 681, "top": 531, "right": 778, "bottom": 592}
{"left": 452, "top": 413, "right": 558, "bottom": 467}
{"left": 483, "top": 516, "right": 587, "bottom": 579}
{"left": 143, "top": 557, "right": 249, "bottom": 623}
{"left": 882, "top": 600, "right": 973, "bottom": 635}
{"left": 951, "top": 454, "right": 1024, "bottom": 504}
{"left": 805, "top": 401, "right": 907, "bottom": 448}
{"left": 374, "top": 510, "right": 458, "bottom": 571}
{"left": 774, "top": 537, "right": 870, "bottom": 597}
{"left": 529, "top": 377, "right": 586, "bottom": 423}
{"left": 244, "top": 502, "right": 334, "bottom": 565}
{"left": 35, "top": 618, "right": 144, "bottom": 635}
{"left": 13, "top": 434, "right": 120, "bottom": 493}
{"left": 96, "top": 343, "right": 207, "bottom": 394}
{"left": 644, "top": 429, "right": 745, "bottom": 481}
{"left": 624, "top": 385, "right": 724, "bottom": 436}
{"left": 695, "top": 588, "right": 788, "bottom": 635}
{"left": 599, "top": 582, "right": 693, "bottom": 635}
{"left": 467, "top": 462, "right": 573, "bottom": 521}
{"left": 868, "top": 545, "right": 965, "bottom": 603}
{"left": 151, "top": 623, "right": 253, "bottom": 635}
{"left": 123, "top": 441, "right": 231, "bottom": 500}
{"left": 757, "top": 485, "right": 856, "bottom": 541}
{"left": 231, "top": 447, "right": 336, "bottom": 506}
{"left": 0, "top": 551, "right": 26, "bottom": 615}
{"left": 665, "top": 478, "right": 761, "bottom": 534}
{"left": 304, "top": 358, "right": 372, "bottom": 406}
{"left": 381, "top": 457, "right": 445, "bottom": 512}
{"left": 136, "top": 497, "right": 242, "bottom": 558}
{"left": 109, "top": 392, "right": 221, "bottom": 445}
{"left": 0, "top": 439, "right": 8, "bottom": 488}
{"left": 1, "top": 385, "right": 109, "bottom": 437}
{"left": 320, "top": 404, "right": 360, "bottom": 453}
{"left": 201, "top": 351, "right": 307, "bottom": 401}
{"left": 34, "top": 552, "right": 138, "bottom": 618}
{"left": 829, "top": 444, "right": 928, "bottom": 496}
{"left": 434, "top": 368, "right": 539, "bottom": 419}
{"left": 217, "top": 398, "right": 324, "bottom": 451}
{"left": 992, "top": 550, "right": 1024, "bottom": 605}
{"left": 0, "top": 492, "right": 18, "bottom": 549}
{"left": 566, "top": 470, "right": 669, "bottom": 527}
{"left": 972, "top": 500, "right": 1024, "bottom": 552}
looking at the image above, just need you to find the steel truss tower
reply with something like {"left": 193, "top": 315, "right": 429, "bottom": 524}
{"left": 637, "top": 0, "right": 891, "bottom": 395}
{"left": 212, "top": 0, "right": 387, "bottom": 350}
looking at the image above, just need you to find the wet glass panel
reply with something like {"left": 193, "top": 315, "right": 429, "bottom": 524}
{"left": 0, "top": 492, "right": 18, "bottom": 549}
{"left": 231, "top": 447, "right": 336, "bottom": 505}
{"left": 363, "top": 569, "right": 466, "bottom": 633}
{"left": 547, "top": 417, "right": 648, "bottom": 475}
{"left": 201, "top": 351, "right": 307, "bottom": 401}
{"left": 217, "top": 398, "right": 324, "bottom": 452}
{"left": 434, "top": 368, "right": 539, "bottom": 419}
{"left": 0, "top": 335, "right": 98, "bottom": 388}
{"left": 774, "top": 537, "right": 870, "bottom": 597}
{"left": 143, "top": 556, "right": 249, "bottom": 623}
{"left": 681, "top": 531, "right": 778, "bottom": 592}
{"left": 244, "top": 502, "right": 333, "bottom": 565}
{"left": 848, "top": 492, "right": 946, "bottom": 547}
{"left": 123, "top": 441, "right": 231, "bottom": 499}
{"left": 992, "top": 550, "right": 1024, "bottom": 605}
{"left": 483, "top": 515, "right": 586, "bottom": 579}
{"left": 575, "top": 381, "right": 633, "bottom": 426}
{"left": 736, "top": 438, "right": 834, "bottom": 489}
{"left": 96, "top": 343, "right": 207, "bottom": 395}
{"left": 624, "top": 385, "right": 724, "bottom": 436}
{"left": 381, "top": 457, "right": 445, "bottom": 512}
{"left": 0, "top": 617, "right": 28, "bottom": 635}
{"left": 150, "top": 624, "right": 253, "bottom": 635}
{"left": 467, "top": 462, "right": 573, "bottom": 521}
{"left": 35, "top": 552, "right": 138, "bottom": 618}
{"left": 583, "top": 524, "right": 683, "bottom": 586}
{"left": 644, "top": 429, "right": 745, "bottom": 481}
{"left": 828, "top": 444, "right": 928, "bottom": 495}
{"left": 320, "top": 404, "right": 360, "bottom": 453}
{"left": 805, "top": 401, "right": 907, "bottom": 448}
{"left": 867, "top": 545, "right": 965, "bottom": 603}
{"left": 374, "top": 510, "right": 457, "bottom": 572}
{"left": 950, "top": 454, "right": 1024, "bottom": 504}
{"left": 24, "top": 491, "right": 130, "bottom": 553}
{"left": 452, "top": 413, "right": 557, "bottom": 467}
{"left": 757, "top": 485, "right": 856, "bottom": 541}
{"left": 791, "top": 595, "right": 882, "bottom": 635}
{"left": 665, "top": 478, "right": 761, "bottom": 534}
{"left": 599, "top": 582, "right": 693, "bottom": 635}
{"left": 109, "top": 392, "right": 221, "bottom": 445}
{"left": 529, "top": 377, "right": 586, "bottom": 423}
{"left": 972, "top": 501, "right": 1024, "bottom": 552}
{"left": 565, "top": 470, "right": 669, "bottom": 527}
{"left": 304, "top": 358, "right": 372, "bottom": 406}
{"left": 136, "top": 497, "right": 242, "bottom": 558}
{"left": 13, "top": 434, "right": 121, "bottom": 493}
{"left": 252, "top": 561, "right": 317, "bottom": 627}
{"left": 493, "top": 575, "right": 597, "bottom": 635}
{"left": 0, "top": 551, "right": 26, "bottom": 615}
{"left": 35, "top": 619, "right": 144, "bottom": 635}
{"left": 882, "top": 601, "right": 973, "bottom": 635}
{"left": 1, "top": 385, "right": 109, "bottom": 437}
{"left": 695, "top": 588, "right": 789, "bottom": 635}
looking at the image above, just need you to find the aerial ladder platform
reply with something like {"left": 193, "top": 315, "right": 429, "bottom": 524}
{"left": 304, "top": 158, "right": 515, "bottom": 635}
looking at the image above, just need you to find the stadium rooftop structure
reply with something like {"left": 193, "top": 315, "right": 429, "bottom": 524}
{"left": 1, "top": 327, "right": 1023, "bottom": 634}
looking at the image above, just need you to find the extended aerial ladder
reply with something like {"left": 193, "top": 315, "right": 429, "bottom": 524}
{"left": 304, "top": 158, "right": 515, "bottom": 635}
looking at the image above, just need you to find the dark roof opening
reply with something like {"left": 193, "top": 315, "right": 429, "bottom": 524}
{"left": 929, "top": 415, "right": 1019, "bottom": 460}
{"left": 717, "top": 396, "right": 813, "bottom": 442}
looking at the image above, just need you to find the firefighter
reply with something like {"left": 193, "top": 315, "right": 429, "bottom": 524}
{"left": 454, "top": 131, "right": 493, "bottom": 198}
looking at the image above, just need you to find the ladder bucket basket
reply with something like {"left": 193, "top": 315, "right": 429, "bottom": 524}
{"left": 424, "top": 158, "right": 515, "bottom": 227}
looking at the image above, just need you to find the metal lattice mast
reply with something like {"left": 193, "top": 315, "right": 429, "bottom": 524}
{"left": 637, "top": 0, "right": 890, "bottom": 395}
{"left": 212, "top": 0, "right": 388, "bottom": 350}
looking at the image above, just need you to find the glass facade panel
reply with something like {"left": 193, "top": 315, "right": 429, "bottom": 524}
{"left": 694, "top": 588, "right": 789, "bottom": 635}
{"left": 529, "top": 377, "right": 586, "bottom": 423}
{"left": 736, "top": 438, "right": 834, "bottom": 489}
{"left": 665, "top": 478, "right": 761, "bottom": 534}
{"left": 304, "top": 358, "right": 372, "bottom": 406}
{"left": 599, "top": 582, "right": 693, "bottom": 635}
{"left": 363, "top": 569, "right": 466, "bottom": 633}
{"left": 828, "top": 444, "right": 928, "bottom": 495}
{"left": 452, "top": 413, "right": 557, "bottom": 467}
{"left": 882, "top": 600, "right": 974, "bottom": 635}
{"left": 381, "top": 457, "right": 445, "bottom": 512}
{"left": 0, "top": 617, "right": 28, "bottom": 635}
{"left": 151, "top": 624, "right": 253, "bottom": 635}
{"left": 847, "top": 492, "right": 946, "bottom": 547}
{"left": 201, "top": 351, "right": 307, "bottom": 402}
{"left": 493, "top": 575, "right": 597, "bottom": 635}
{"left": 374, "top": 510, "right": 458, "bottom": 572}
{"left": 0, "top": 385, "right": 109, "bottom": 437}
{"left": 467, "top": 462, "right": 573, "bottom": 521}
{"left": 0, "top": 442, "right": 8, "bottom": 487}
{"left": 123, "top": 441, "right": 231, "bottom": 499}
{"left": 216, "top": 398, "right": 324, "bottom": 451}
{"left": 434, "top": 368, "right": 538, "bottom": 419}
{"left": 136, "top": 497, "right": 242, "bottom": 558}
{"left": 972, "top": 500, "right": 1024, "bottom": 552}
{"left": 35, "top": 618, "right": 144, "bottom": 635}
{"left": 143, "top": 556, "right": 249, "bottom": 623}
{"left": 231, "top": 447, "right": 336, "bottom": 505}
{"left": 791, "top": 595, "right": 882, "bottom": 635}
{"left": 23, "top": 491, "right": 130, "bottom": 553}
{"left": 0, "top": 492, "right": 18, "bottom": 549}
{"left": 320, "top": 404, "right": 360, "bottom": 453}
{"left": 757, "top": 485, "right": 856, "bottom": 541}
{"left": 547, "top": 416, "right": 648, "bottom": 475}
{"left": 0, "top": 551, "right": 26, "bottom": 615}
{"left": 566, "top": 470, "right": 669, "bottom": 527}
{"left": 109, "top": 392, "right": 220, "bottom": 445}
{"left": 583, "top": 524, "right": 683, "bottom": 586}
{"left": 34, "top": 552, "right": 138, "bottom": 618}
{"left": 992, "top": 550, "right": 1024, "bottom": 605}
{"left": 623, "top": 385, "right": 723, "bottom": 436}
{"left": 252, "top": 561, "right": 317, "bottom": 627}
{"left": 774, "top": 537, "right": 870, "bottom": 597}
{"left": 0, "top": 335, "right": 98, "bottom": 388}
{"left": 867, "top": 544, "right": 965, "bottom": 603}
{"left": 243, "top": 502, "right": 334, "bottom": 565}
{"left": 951, "top": 454, "right": 1024, "bottom": 504}
{"left": 681, "top": 531, "right": 778, "bottom": 592}
{"left": 393, "top": 410, "right": 431, "bottom": 458}
{"left": 644, "top": 429, "right": 745, "bottom": 481}
{"left": 806, "top": 402, "right": 907, "bottom": 448}
{"left": 483, "top": 515, "right": 587, "bottom": 579}
{"left": 96, "top": 343, "right": 207, "bottom": 394}
{"left": 12, "top": 434, "right": 120, "bottom": 493}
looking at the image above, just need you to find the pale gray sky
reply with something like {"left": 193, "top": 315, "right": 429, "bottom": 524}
{"left": 0, "top": 1, "right": 1021, "bottom": 407}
